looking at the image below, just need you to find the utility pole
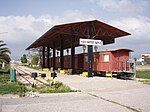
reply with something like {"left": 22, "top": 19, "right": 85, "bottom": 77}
{"left": 134, "top": 58, "right": 137, "bottom": 80}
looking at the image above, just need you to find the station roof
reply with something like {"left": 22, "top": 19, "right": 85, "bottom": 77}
{"left": 26, "top": 20, "right": 131, "bottom": 50}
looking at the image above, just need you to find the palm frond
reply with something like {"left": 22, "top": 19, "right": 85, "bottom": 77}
{"left": 0, "top": 40, "right": 11, "bottom": 63}
{"left": 0, "top": 48, "right": 11, "bottom": 54}
{"left": 0, "top": 40, "right": 4, "bottom": 43}
{"left": 0, "top": 43, "right": 7, "bottom": 47}
{"left": 0, "top": 53, "right": 11, "bottom": 63}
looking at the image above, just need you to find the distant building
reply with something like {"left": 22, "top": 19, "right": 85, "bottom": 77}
{"left": 141, "top": 53, "right": 150, "bottom": 58}
{"left": 137, "top": 53, "right": 150, "bottom": 65}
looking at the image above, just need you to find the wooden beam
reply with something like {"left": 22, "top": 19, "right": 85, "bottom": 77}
{"left": 71, "top": 37, "right": 75, "bottom": 74}
{"left": 47, "top": 46, "right": 50, "bottom": 69}
{"left": 60, "top": 39, "right": 64, "bottom": 69}
{"left": 42, "top": 46, "right": 45, "bottom": 68}
{"left": 53, "top": 43, "right": 56, "bottom": 71}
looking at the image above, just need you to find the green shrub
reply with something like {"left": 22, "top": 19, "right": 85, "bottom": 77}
{"left": 0, "top": 74, "right": 9, "bottom": 83}
{"left": 31, "top": 81, "right": 78, "bottom": 93}
{"left": 0, "top": 74, "right": 27, "bottom": 96}
{"left": 0, "top": 67, "right": 9, "bottom": 74}
{"left": 0, "top": 82, "right": 27, "bottom": 95}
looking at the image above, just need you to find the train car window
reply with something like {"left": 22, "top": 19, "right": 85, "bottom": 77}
{"left": 85, "top": 55, "right": 88, "bottom": 62}
{"left": 94, "top": 55, "right": 96, "bottom": 62}
{"left": 103, "top": 54, "right": 109, "bottom": 62}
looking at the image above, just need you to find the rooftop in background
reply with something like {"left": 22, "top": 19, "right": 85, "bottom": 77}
{"left": 26, "top": 20, "right": 131, "bottom": 50}
{"left": 102, "top": 48, "right": 133, "bottom": 52}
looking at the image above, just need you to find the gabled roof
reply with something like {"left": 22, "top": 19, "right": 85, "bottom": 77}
{"left": 26, "top": 20, "right": 131, "bottom": 50}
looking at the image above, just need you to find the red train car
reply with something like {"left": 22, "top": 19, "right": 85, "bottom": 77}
{"left": 84, "top": 49, "right": 133, "bottom": 73}
{"left": 50, "top": 48, "right": 134, "bottom": 76}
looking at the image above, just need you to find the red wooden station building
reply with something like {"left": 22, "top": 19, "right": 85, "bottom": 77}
{"left": 27, "top": 20, "right": 131, "bottom": 77}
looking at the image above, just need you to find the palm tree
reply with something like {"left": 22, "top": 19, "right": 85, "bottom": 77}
{"left": 0, "top": 40, "right": 11, "bottom": 63}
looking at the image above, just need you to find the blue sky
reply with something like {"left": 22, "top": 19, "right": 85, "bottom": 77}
{"left": 0, "top": 0, "right": 101, "bottom": 17}
{"left": 0, "top": 0, "right": 150, "bottom": 60}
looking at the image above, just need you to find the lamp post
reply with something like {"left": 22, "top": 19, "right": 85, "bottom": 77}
{"left": 57, "top": 50, "right": 59, "bottom": 57}
{"left": 83, "top": 45, "right": 86, "bottom": 53}
{"left": 66, "top": 49, "right": 69, "bottom": 55}
{"left": 94, "top": 46, "right": 98, "bottom": 52}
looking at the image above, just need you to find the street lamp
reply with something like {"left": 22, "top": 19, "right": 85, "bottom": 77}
{"left": 83, "top": 45, "right": 86, "bottom": 53}
{"left": 57, "top": 50, "right": 59, "bottom": 57}
{"left": 66, "top": 49, "right": 69, "bottom": 55}
{"left": 94, "top": 46, "right": 98, "bottom": 52}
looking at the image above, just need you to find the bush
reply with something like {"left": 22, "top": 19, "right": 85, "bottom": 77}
{"left": 31, "top": 56, "right": 39, "bottom": 66}
{"left": 0, "top": 67, "right": 9, "bottom": 74}
{"left": 31, "top": 81, "right": 78, "bottom": 93}
{"left": 0, "top": 74, "right": 27, "bottom": 96}
{"left": 0, "top": 82, "right": 27, "bottom": 95}
{"left": 21, "top": 54, "right": 27, "bottom": 64}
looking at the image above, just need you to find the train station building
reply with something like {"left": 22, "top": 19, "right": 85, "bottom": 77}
{"left": 26, "top": 20, "right": 130, "bottom": 77}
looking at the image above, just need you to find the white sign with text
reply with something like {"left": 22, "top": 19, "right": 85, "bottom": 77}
{"left": 79, "top": 38, "right": 103, "bottom": 46}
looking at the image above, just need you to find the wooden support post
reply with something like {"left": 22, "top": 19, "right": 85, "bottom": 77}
{"left": 42, "top": 46, "right": 45, "bottom": 68}
{"left": 87, "top": 22, "right": 93, "bottom": 77}
{"left": 60, "top": 39, "right": 64, "bottom": 69}
{"left": 53, "top": 44, "right": 56, "bottom": 71}
{"left": 71, "top": 37, "right": 75, "bottom": 74}
{"left": 47, "top": 46, "right": 50, "bottom": 69}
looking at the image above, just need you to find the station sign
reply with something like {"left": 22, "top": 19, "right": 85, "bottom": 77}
{"left": 79, "top": 38, "right": 103, "bottom": 46}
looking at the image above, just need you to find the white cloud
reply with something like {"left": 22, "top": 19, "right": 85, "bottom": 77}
{"left": 0, "top": 10, "right": 95, "bottom": 60}
{"left": 102, "top": 16, "right": 150, "bottom": 57}
{"left": 110, "top": 16, "right": 150, "bottom": 42}
{"left": 90, "top": 0, "right": 150, "bottom": 15}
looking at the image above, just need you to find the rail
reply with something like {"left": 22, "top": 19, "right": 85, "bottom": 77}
{"left": 14, "top": 66, "right": 50, "bottom": 87}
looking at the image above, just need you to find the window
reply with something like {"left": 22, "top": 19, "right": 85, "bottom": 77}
{"left": 85, "top": 55, "right": 88, "bottom": 62}
{"left": 58, "top": 58, "right": 60, "bottom": 62}
{"left": 103, "top": 54, "right": 109, "bottom": 62}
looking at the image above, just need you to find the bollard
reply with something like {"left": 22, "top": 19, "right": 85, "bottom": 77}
{"left": 31, "top": 72, "right": 38, "bottom": 87}
{"left": 31, "top": 72, "right": 37, "bottom": 80}
{"left": 41, "top": 73, "right": 46, "bottom": 78}
{"left": 51, "top": 71, "right": 57, "bottom": 79}
{"left": 10, "top": 68, "right": 16, "bottom": 82}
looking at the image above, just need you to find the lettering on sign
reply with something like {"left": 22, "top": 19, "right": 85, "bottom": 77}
{"left": 79, "top": 38, "right": 103, "bottom": 46}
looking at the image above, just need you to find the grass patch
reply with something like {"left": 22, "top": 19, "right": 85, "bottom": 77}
{"left": 30, "top": 81, "right": 79, "bottom": 93}
{"left": 136, "top": 71, "right": 150, "bottom": 79}
{"left": 0, "top": 67, "right": 9, "bottom": 74}
{"left": 0, "top": 73, "right": 79, "bottom": 96}
{"left": 0, "top": 74, "right": 27, "bottom": 96}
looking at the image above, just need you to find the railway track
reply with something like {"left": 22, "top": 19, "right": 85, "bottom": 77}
{"left": 15, "top": 66, "right": 50, "bottom": 87}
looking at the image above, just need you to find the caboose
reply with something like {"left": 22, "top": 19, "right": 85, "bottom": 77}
{"left": 49, "top": 48, "right": 134, "bottom": 77}
{"left": 83, "top": 48, "right": 134, "bottom": 77}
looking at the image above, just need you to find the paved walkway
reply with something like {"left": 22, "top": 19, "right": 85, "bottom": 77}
{"left": 1, "top": 92, "right": 131, "bottom": 112}
{"left": 57, "top": 74, "right": 150, "bottom": 112}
